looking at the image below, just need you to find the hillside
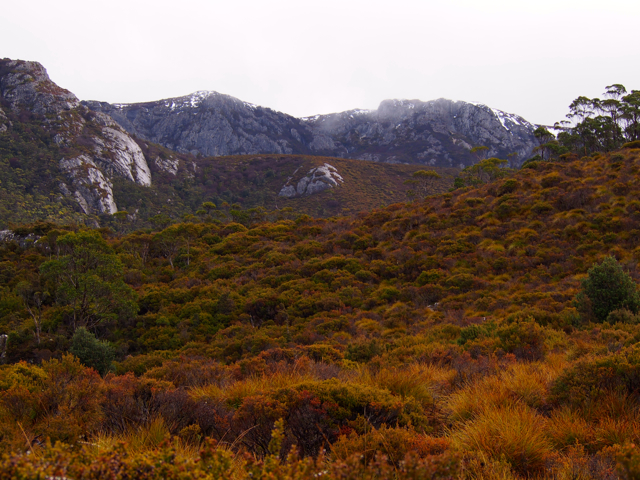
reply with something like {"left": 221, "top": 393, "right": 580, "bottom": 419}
{"left": 2, "top": 145, "right": 640, "bottom": 477}
{"left": 109, "top": 149, "right": 457, "bottom": 224}
{"left": 85, "top": 93, "right": 539, "bottom": 168}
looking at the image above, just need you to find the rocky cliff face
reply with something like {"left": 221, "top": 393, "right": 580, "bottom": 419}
{"left": 84, "top": 91, "right": 313, "bottom": 157}
{"left": 85, "top": 94, "right": 539, "bottom": 168}
{"left": 304, "top": 99, "right": 538, "bottom": 167}
{"left": 0, "top": 59, "right": 153, "bottom": 215}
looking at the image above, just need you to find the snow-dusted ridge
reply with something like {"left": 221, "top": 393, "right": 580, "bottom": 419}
{"left": 302, "top": 108, "right": 372, "bottom": 123}
{"left": 466, "top": 101, "right": 536, "bottom": 132}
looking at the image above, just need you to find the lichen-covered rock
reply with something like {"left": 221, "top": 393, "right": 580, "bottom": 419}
{"left": 279, "top": 185, "right": 297, "bottom": 198}
{"left": 0, "top": 106, "right": 9, "bottom": 133}
{"left": 88, "top": 111, "right": 151, "bottom": 186}
{"left": 154, "top": 156, "right": 179, "bottom": 175}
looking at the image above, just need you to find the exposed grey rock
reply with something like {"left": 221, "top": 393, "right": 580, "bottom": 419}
{"left": 59, "top": 182, "right": 72, "bottom": 196}
{"left": 83, "top": 91, "right": 313, "bottom": 157}
{"left": 86, "top": 94, "right": 539, "bottom": 168}
{"left": 0, "top": 106, "right": 9, "bottom": 132}
{"left": 60, "top": 155, "right": 117, "bottom": 214}
{"left": 90, "top": 118, "right": 152, "bottom": 186}
{"left": 0, "top": 230, "right": 14, "bottom": 242}
{"left": 0, "top": 229, "right": 41, "bottom": 248}
{"left": 304, "top": 99, "right": 539, "bottom": 167}
{"left": 154, "top": 155, "right": 179, "bottom": 175}
{"left": 279, "top": 185, "right": 297, "bottom": 198}
{"left": 0, "top": 60, "right": 79, "bottom": 114}
{"left": 279, "top": 163, "right": 344, "bottom": 198}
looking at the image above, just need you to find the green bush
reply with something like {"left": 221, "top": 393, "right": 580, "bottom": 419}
{"left": 574, "top": 256, "right": 640, "bottom": 322}
{"left": 69, "top": 327, "right": 115, "bottom": 376}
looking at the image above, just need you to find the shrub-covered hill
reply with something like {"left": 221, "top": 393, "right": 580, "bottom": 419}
{"left": 110, "top": 149, "right": 457, "bottom": 223}
{"left": 3, "top": 146, "right": 640, "bottom": 478}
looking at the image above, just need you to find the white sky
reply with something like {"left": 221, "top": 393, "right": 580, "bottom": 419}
{"left": 2, "top": 0, "right": 639, "bottom": 126}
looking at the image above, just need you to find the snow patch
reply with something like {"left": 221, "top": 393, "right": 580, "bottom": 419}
{"left": 188, "top": 90, "right": 216, "bottom": 107}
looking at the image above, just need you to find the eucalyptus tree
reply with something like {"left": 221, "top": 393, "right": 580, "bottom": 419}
{"left": 40, "top": 230, "right": 138, "bottom": 332}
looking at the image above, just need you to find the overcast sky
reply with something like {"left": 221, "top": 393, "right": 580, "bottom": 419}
{"left": 3, "top": 0, "right": 639, "bottom": 125}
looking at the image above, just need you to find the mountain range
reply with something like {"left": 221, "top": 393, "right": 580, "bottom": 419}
{"left": 0, "top": 58, "right": 539, "bottom": 224}
{"left": 85, "top": 91, "right": 539, "bottom": 168}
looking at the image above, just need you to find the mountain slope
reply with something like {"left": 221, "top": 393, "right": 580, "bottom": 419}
{"left": 84, "top": 92, "right": 313, "bottom": 157}
{"left": 304, "top": 98, "right": 538, "bottom": 166}
{"left": 0, "top": 58, "right": 152, "bottom": 222}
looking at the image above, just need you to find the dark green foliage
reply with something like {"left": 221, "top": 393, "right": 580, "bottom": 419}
{"left": 574, "top": 256, "right": 640, "bottom": 322}
{"left": 497, "top": 179, "right": 518, "bottom": 196}
{"left": 40, "top": 231, "right": 138, "bottom": 329}
{"left": 555, "top": 85, "right": 640, "bottom": 156}
{"left": 69, "top": 327, "right": 115, "bottom": 375}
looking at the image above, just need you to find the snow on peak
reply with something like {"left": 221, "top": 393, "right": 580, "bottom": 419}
{"left": 464, "top": 101, "right": 532, "bottom": 132}
{"left": 489, "top": 108, "right": 533, "bottom": 131}
{"left": 161, "top": 91, "right": 220, "bottom": 110}
{"left": 348, "top": 108, "right": 371, "bottom": 118}
{"left": 187, "top": 90, "right": 217, "bottom": 107}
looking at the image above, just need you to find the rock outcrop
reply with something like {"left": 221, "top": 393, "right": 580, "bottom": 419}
{"left": 59, "top": 155, "right": 118, "bottom": 214}
{"left": 86, "top": 94, "right": 540, "bottom": 168}
{"left": 0, "top": 59, "right": 79, "bottom": 114}
{"left": 0, "top": 59, "right": 153, "bottom": 215}
{"left": 0, "top": 106, "right": 10, "bottom": 133}
{"left": 279, "top": 163, "right": 344, "bottom": 198}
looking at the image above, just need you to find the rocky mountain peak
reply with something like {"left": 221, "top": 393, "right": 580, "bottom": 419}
{"left": 0, "top": 59, "right": 79, "bottom": 115}
{"left": 84, "top": 90, "right": 310, "bottom": 158}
